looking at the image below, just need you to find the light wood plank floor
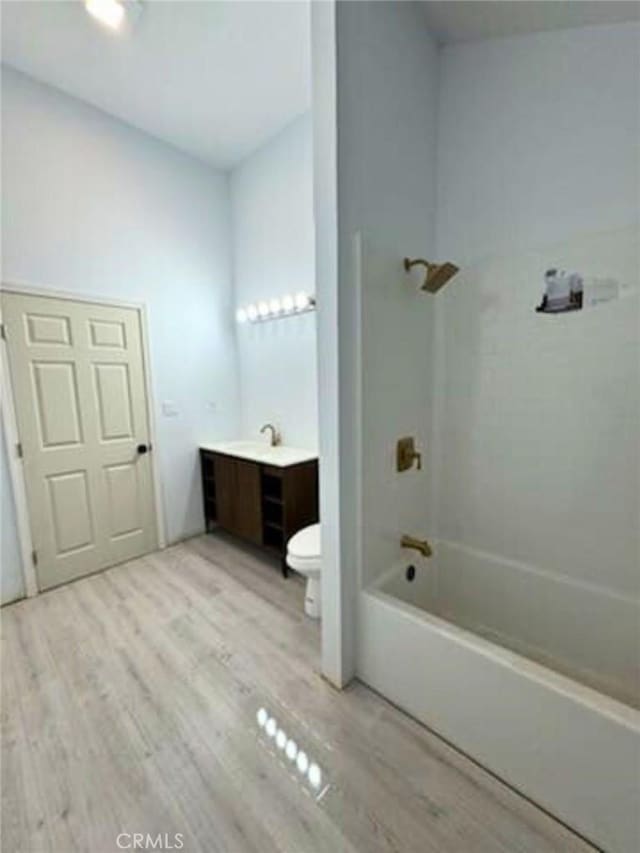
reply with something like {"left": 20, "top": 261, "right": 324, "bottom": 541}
{"left": 1, "top": 533, "right": 595, "bottom": 853}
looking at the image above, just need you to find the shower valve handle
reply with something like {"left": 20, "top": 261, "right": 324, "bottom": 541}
{"left": 397, "top": 437, "right": 422, "bottom": 472}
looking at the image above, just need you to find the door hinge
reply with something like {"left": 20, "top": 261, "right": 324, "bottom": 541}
{"left": 16, "top": 442, "right": 23, "bottom": 459}
{"left": 0, "top": 323, "right": 5, "bottom": 340}
{"left": 31, "top": 550, "right": 38, "bottom": 567}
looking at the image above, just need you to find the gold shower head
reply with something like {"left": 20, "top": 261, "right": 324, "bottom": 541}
{"left": 403, "top": 257, "right": 459, "bottom": 293}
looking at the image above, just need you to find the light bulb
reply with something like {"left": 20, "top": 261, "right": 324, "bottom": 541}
{"left": 247, "top": 304, "right": 258, "bottom": 322}
{"left": 265, "top": 717, "right": 277, "bottom": 738}
{"left": 256, "top": 708, "right": 268, "bottom": 728}
{"left": 282, "top": 294, "right": 294, "bottom": 313}
{"left": 276, "top": 729, "right": 287, "bottom": 750}
{"left": 236, "top": 307, "right": 247, "bottom": 324}
{"left": 296, "top": 751, "right": 309, "bottom": 774}
{"left": 258, "top": 301, "right": 269, "bottom": 318}
{"left": 85, "top": 0, "right": 125, "bottom": 30}
{"left": 295, "top": 291, "right": 309, "bottom": 311}
{"left": 269, "top": 298, "right": 281, "bottom": 316}
{"left": 285, "top": 739, "right": 298, "bottom": 761}
{"left": 308, "top": 763, "right": 322, "bottom": 790}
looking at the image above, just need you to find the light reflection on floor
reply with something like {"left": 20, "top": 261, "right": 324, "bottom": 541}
{"left": 256, "top": 706, "right": 330, "bottom": 801}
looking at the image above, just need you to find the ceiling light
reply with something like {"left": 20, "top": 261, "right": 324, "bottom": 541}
{"left": 85, "top": 0, "right": 125, "bottom": 30}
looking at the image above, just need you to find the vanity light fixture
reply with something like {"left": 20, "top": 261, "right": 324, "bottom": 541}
{"left": 294, "top": 291, "right": 310, "bottom": 311}
{"left": 236, "top": 292, "right": 316, "bottom": 324}
{"left": 282, "top": 294, "right": 295, "bottom": 314}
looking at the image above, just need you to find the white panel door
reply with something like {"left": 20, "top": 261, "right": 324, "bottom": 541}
{"left": 3, "top": 292, "right": 158, "bottom": 590}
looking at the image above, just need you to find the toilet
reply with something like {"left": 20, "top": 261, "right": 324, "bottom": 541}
{"left": 286, "top": 523, "right": 321, "bottom": 619}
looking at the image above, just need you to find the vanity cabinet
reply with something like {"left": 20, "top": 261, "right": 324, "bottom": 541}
{"left": 200, "top": 449, "right": 318, "bottom": 575}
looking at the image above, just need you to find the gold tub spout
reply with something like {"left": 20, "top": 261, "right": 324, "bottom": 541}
{"left": 401, "top": 535, "right": 432, "bottom": 558}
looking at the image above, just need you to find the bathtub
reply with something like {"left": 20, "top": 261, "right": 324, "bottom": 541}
{"left": 357, "top": 552, "right": 640, "bottom": 853}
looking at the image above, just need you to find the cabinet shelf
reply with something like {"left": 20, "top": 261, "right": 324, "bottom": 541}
{"left": 263, "top": 494, "right": 283, "bottom": 506}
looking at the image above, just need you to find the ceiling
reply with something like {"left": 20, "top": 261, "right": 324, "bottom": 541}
{"left": 1, "top": 1, "right": 311, "bottom": 170}
{"left": 2, "top": 1, "right": 636, "bottom": 169}
{"left": 422, "top": 1, "right": 639, "bottom": 44}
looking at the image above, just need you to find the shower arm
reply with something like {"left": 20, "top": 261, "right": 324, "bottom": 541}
{"left": 403, "top": 257, "right": 435, "bottom": 288}
{"left": 403, "top": 256, "right": 460, "bottom": 293}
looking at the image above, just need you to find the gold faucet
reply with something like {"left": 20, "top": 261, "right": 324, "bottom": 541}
{"left": 260, "top": 423, "right": 281, "bottom": 447}
{"left": 401, "top": 534, "right": 432, "bottom": 558}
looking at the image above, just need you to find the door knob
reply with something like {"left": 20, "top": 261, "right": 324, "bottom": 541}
{"left": 137, "top": 443, "right": 149, "bottom": 455}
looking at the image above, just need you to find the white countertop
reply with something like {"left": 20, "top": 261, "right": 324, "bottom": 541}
{"left": 200, "top": 440, "right": 318, "bottom": 468}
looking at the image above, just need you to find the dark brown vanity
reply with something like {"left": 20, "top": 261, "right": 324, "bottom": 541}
{"left": 200, "top": 444, "right": 318, "bottom": 575}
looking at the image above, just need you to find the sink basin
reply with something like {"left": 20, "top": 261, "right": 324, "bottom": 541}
{"left": 200, "top": 440, "right": 317, "bottom": 468}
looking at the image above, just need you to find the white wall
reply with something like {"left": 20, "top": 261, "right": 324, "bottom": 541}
{"left": 336, "top": 0, "right": 440, "bottom": 593}
{"left": 1, "top": 68, "right": 240, "bottom": 575}
{"left": 436, "top": 23, "right": 640, "bottom": 265}
{"left": 432, "top": 23, "right": 640, "bottom": 697}
{"left": 230, "top": 114, "right": 318, "bottom": 450}
{"left": 311, "top": 0, "right": 346, "bottom": 685}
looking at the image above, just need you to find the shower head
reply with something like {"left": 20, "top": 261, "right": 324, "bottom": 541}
{"left": 423, "top": 261, "right": 459, "bottom": 293}
{"left": 403, "top": 258, "right": 460, "bottom": 293}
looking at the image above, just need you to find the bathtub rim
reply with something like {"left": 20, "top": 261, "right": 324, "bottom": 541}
{"left": 365, "top": 564, "right": 640, "bottom": 731}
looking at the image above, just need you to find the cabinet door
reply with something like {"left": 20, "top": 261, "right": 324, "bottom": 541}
{"left": 233, "top": 459, "right": 262, "bottom": 545}
{"left": 213, "top": 455, "right": 262, "bottom": 546}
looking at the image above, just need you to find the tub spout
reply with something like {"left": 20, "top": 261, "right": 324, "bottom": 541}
{"left": 401, "top": 535, "right": 432, "bottom": 558}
